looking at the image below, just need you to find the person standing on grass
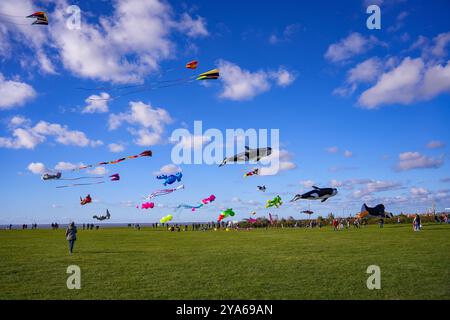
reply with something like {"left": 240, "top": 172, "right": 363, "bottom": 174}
{"left": 65, "top": 222, "right": 77, "bottom": 254}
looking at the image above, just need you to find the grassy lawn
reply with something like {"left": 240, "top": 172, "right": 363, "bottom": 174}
{"left": 0, "top": 224, "right": 449, "bottom": 300}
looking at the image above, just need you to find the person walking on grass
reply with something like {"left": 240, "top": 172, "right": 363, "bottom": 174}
{"left": 65, "top": 222, "right": 77, "bottom": 254}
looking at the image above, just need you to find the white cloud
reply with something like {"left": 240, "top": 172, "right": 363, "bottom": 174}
{"left": 353, "top": 180, "right": 403, "bottom": 198}
{"left": 426, "top": 140, "right": 446, "bottom": 149}
{"left": 54, "top": 162, "right": 81, "bottom": 171}
{"left": 0, "top": 118, "right": 102, "bottom": 149}
{"left": 358, "top": 57, "right": 450, "bottom": 108}
{"left": 108, "top": 143, "right": 125, "bottom": 153}
{"left": 87, "top": 167, "right": 107, "bottom": 175}
{"left": 109, "top": 101, "right": 172, "bottom": 130}
{"left": 176, "top": 13, "right": 209, "bottom": 38}
{"left": 410, "top": 187, "right": 429, "bottom": 196}
{"left": 299, "top": 180, "right": 315, "bottom": 188}
{"left": 0, "top": 73, "right": 36, "bottom": 110}
{"left": 258, "top": 149, "right": 297, "bottom": 176}
{"left": 271, "top": 67, "right": 297, "bottom": 87}
{"left": 109, "top": 101, "right": 172, "bottom": 146}
{"left": 9, "top": 115, "right": 31, "bottom": 127}
{"left": 217, "top": 60, "right": 296, "bottom": 101}
{"left": 324, "top": 33, "right": 384, "bottom": 63}
{"left": 27, "top": 162, "right": 46, "bottom": 174}
{"left": 268, "top": 24, "right": 301, "bottom": 45}
{"left": 153, "top": 164, "right": 182, "bottom": 176}
{"left": 82, "top": 93, "right": 110, "bottom": 113}
{"left": 395, "top": 151, "right": 444, "bottom": 171}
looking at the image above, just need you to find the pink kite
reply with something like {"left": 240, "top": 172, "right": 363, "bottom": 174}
{"left": 140, "top": 202, "right": 155, "bottom": 210}
{"left": 202, "top": 195, "right": 216, "bottom": 204}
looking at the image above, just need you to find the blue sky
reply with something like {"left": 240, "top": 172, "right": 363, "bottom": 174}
{"left": 0, "top": 0, "right": 449, "bottom": 224}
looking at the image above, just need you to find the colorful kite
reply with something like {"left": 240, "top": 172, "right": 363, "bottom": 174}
{"left": 218, "top": 209, "right": 235, "bottom": 222}
{"left": 160, "top": 214, "right": 173, "bottom": 224}
{"left": 202, "top": 195, "right": 216, "bottom": 204}
{"left": 266, "top": 195, "right": 282, "bottom": 209}
{"left": 186, "top": 60, "right": 198, "bottom": 69}
{"left": 196, "top": 69, "right": 220, "bottom": 80}
{"left": 247, "top": 218, "right": 257, "bottom": 224}
{"left": 93, "top": 209, "right": 111, "bottom": 221}
{"left": 244, "top": 168, "right": 260, "bottom": 177}
{"left": 290, "top": 186, "right": 338, "bottom": 203}
{"left": 26, "top": 12, "right": 48, "bottom": 25}
{"left": 156, "top": 172, "right": 182, "bottom": 186}
{"left": 73, "top": 150, "right": 152, "bottom": 171}
{"left": 145, "top": 184, "right": 185, "bottom": 199}
{"left": 80, "top": 194, "right": 92, "bottom": 206}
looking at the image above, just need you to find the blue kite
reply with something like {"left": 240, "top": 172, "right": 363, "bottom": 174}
{"left": 156, "top": 172, "right": 183, "bottom": 186}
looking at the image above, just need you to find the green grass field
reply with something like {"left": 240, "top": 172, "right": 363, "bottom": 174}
{"left": 0, "top": 224, "right": 449, "bottom": 300}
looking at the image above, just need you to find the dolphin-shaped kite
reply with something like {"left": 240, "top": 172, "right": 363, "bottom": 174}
{"left": 290, "top": 186, "right": 338, "bottom": 203}
{"left": 357, "top": 204, "right": 393, "bottom": 219}
{"left": 219, "top": 146, "right": 272, "bottom": 166}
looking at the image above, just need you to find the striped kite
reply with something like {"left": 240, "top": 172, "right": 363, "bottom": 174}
{"left": 73, "top": 150, "right": 152, "bottom": 171}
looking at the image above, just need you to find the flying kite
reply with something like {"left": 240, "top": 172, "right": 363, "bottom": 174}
{"left": 80, "top": 194, "right": 92, "bottom": 206}
{"left": 301, "top": 210, "right": 314, "bottom": 215}
{"left": 177, "top": 194, "right": 216, "bottom": 211}
{"left": 219, "top": 146, "right": 272, "bottom": 166}
{"left": 109, "top": 173, "right": 120, "bottom": 181}
{"left": 139, "top": 202, "right": 155, "bottom": 210}
{"left": 357, "top": 203, "right": 393, "bottom": 219}
{"left": 160, "top": 214, "right": 173, "bottom": 224}
{"left": 73, "top": 150, "right": 152, "bottom": 171}
{"left": 202, "top": 195, "right": 216, "bottom": 204}
{"left": 266, "top": 195, "right": 282, "bottom": 209}
{"left": 42, "top": 172, "right": 62, "bottom": 180}
{"left": 26, "top": 12, "right": 48, "bottom": 25}
{"left": 257, "top": 185, "right": 266, "bottom": 192}
{"left": 290, "top": 186, "right": 338, "bottom": 203}
{"left": 186, "top": 60, "right": 198, "bottom": 69}
{"left": 145, "top": 184, "right": 185, "bottom": 199}
{"left": 93, "top": 209, "right": 111, "bottom": 221}
{"left": 251, "top": 211, "right": 256, "bottom": 215}
{"left": 196, "top": 69, "right": 220, "bottom": 80}
{"left": 156, "top": 172, "right": 182, "bottom": 186}
{"left": 244, "top": 168, "right": 260, "bottom": 177}
{"left": 176, "top": 204, "right": 204, "bottom": 212}
{"left": 218, "top": 209, "right": 235, "bottom": 222}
